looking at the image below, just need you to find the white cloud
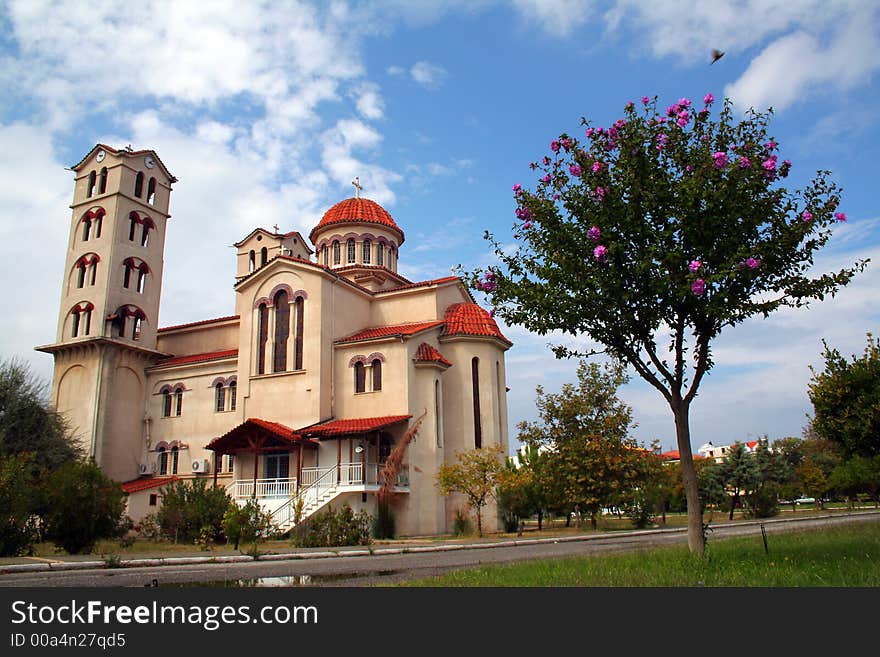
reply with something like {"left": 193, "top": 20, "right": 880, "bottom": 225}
{"left": 410, "top": 61, "right": 447, "bottom": 89}
{"left": 512, "top": 0, "right": 594, "bottom": 37}
{"left": 352, "top": 82, "right": 385, "bottom": 120}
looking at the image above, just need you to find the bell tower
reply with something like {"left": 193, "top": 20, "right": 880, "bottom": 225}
{"left": 37, "top": 145, "right": 176, "bottom": 482}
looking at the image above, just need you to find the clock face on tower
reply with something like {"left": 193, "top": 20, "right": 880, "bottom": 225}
{"left": 144, "top": 156, "right": 155, "bottom": 169}
{"left": 96, "top": 149, "right": 105, "bottom": 162}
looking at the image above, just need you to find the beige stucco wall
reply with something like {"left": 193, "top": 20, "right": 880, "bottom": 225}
{"left": 156, "top": 319, "right": 239, "bottom": 357}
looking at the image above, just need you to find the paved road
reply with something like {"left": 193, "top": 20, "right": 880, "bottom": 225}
{"left": 2, "top": 511, "right": 877, "bottom": 588}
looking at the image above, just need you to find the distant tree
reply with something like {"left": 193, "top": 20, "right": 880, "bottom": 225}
{"left": 436, "top": 445, "right": 506, "bottom": 537}
{"left": 469, "top": 95, "right": 866, "bottom": 555}
{"left": 808, "top": 333, "right": 880, "bottom": 457}
{"left": 497, "top": 448, "right": 541, "bottom": 532}
{"left": 0, "top": 358, "right": 80, "bottom": 469}
{"left": 745, "top": 439, "right": 788, "bottom": 518}
{"left": 774, "top": 436, "right": 806, "bottom": 512}
{"left": 0, "top": 453, "right": 40, "bottom": 556}
{"left": 797, "top": 461, "right": 830, "bottom": 510}
{"left": 718, "top": 443, "right": 758, "bottom": 520}
{"left": 697, "top": 461, "right": 728, "bottom": 513}
{"left": 621, "top": 446, "right": 667, "bottom": 528}
{"left": 830, "top": 456, "right": 880, "bottom": 508}
{"left": 43, "top": 460, "right": 126, "bottom": 554}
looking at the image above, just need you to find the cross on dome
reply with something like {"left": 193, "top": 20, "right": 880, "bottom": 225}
{"left": 352, "top": 176, "right": 363, "bottom": 199}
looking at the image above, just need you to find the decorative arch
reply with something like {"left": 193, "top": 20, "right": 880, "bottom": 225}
{"left": 210, "top": 376, "right": 228, "bottom": 388}
{"left": 348, "top": 355, "right": 368, "bottom": 367}
{"left": 366, "top": 352, "right": 386, "bottom": 363}
{"left": 253, "top": 296, "right": 271, "bottom": 309}
{"left": 292, "top": 289, "right": 308, "bottom": 301}
{"left": 226, "top": 375, "right": 237, "bottom": 385}
{"left": 268, "top": 283, "right": 294, "bottom": 301}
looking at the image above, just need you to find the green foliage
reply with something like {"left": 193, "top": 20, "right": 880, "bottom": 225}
{"left": 222, "top": 497, "right": 274, "bottom": 552}
{"left": 830, "top": 455, "right": 880, "bottom": 506}
{"left": 156, "top": 478, "right": 233, "bottom": 544}
{"left": 0, "top": 452, "right": 40, "bottom": 556}
{"left": 452, "top": 508, "right": 473, "bottom": 537}
{"left": 371, "top": 500, "right": 396, "bottom": 539}
{"left": 809, "top": 333, "right": 880, "bottom": 457}
{"left": 0, "top": 358, "right": 80, "bottom": 470}
{"left": 43, "top": 460, "right": 126, "bottom": 554}
{"left": 289, "top": 504, "right": 372, "bottom": 548}
{"left": 134, "top": 513, "right": 161, "bottom": 541}
{"left": 436, "top": 444, "right": 506, "bottom": 536}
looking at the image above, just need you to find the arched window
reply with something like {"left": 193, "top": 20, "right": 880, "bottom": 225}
{"left": 257, "top": 303, "right": 268, "bottom": 375}
{"left": 71, "top": 310, "right": 80, "bottom": 338}
{"left": 136, "top": 268, "right": 146, "bottom": 294}
{"left": 472, "top": 357, "right": 482, "bottom": 448}
{"left": 229, "top": 380, "right": 237, "bottom": 411}
{"left": 174, "top": 387, "right": 183, "bottom": 416}
{"left": 99, "top": 167, "right": 108, "bottom": 194}
{"left": 435, "top": 379, "right": 442, "bottom": 448}
{"left": 89, "top": 259, "right": 97, "bottom": 286}
{"left": 134, "top": 172, "right": 144, "bottom": 197}
{"left": 363, "top": 239, "right": 372, "bottom": 264}
{"left": 273, "top": 290, "right": 289, "bottom": 373}
{"left": 260, "top": 247, "right": 268, "bottom": 266}
{"left": 371, "top": 358, "right": 382, "bottom": 391}
{"left": 294, "top": 297, "right": 304, "bottom": 370}
{"left": 147, "top": 177, "right": 156, "bottom": 205}
{"left": 82, "top": 216, "right": 92, "bottom": 241}
{"left": 82, "top": 307, "right": 91, "bottom": 335}
{"left": 162, "top": 389, "right": 172, "bottom": 417}
{"left": 123, "top": 262, "right": 133, "bottom": 288}
{"left": 141, "top": 222, "right": 150, "bottom": 247}
{"left": 249, "top": 250, "right": 255, "bottom": 273}
{"left": 322, "top": 245, "right": 329, "bottom": 266}
{"left": 132, "top": 315, "right": 143, "bottom": 341}
{"left": 87, "top": 171, "right": 96, "bottom": 198}
{"left": 76, "top": 261, "right": 87, "bottom": 288}
{"left": 93, "top": 213, "right": 102, "bottom": 239}
{"left": 332, "top": 240, "right": 340, "bottom": 265}
{"left": 347, "top": 239, "right": 356, "bottom": 264}
{"left": 170, "top": 446, "right": 179, "bottom": 474}
{"left": 389, "top": 244, "right": 396, "bottom": 269}
{"left": 354, "top": 361, "right": 366, "bottom": 393}
{"left": 215, "top": 382, "right": 225, "bottom": 412}
{"left": 158, "top": 446, "right": 168, "bottom": 475}
{"left": 377, "top": 243, "right": 384, "bottom": 267}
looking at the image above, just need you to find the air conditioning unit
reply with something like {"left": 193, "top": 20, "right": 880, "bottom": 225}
{"left": 139, "top": 462, "right": 156, "bottom": 476}
{"left": 191, "top": 459, "right": 210, "bottom": 474}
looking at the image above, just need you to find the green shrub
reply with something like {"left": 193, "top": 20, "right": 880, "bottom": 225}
{"left": 0, "top": 452, "right": 40, "bottom": 556}
{"left": 372, "top": 500, "right": 395, "bottom": 539}
{"left": 43, "top": 460, "right": 126, "bottom": 554}
{"left": 156, "top": 478, "right": 232, "bottom": 544}
{"left": 222, "top": 498, "right": 275, "bottom": 552}
{"left": 452, "top": 507, "right": 472, "bottom": 537}
{"left": 745, "top": 483, "right": 780, "bottom": 519}
{"left": 290, "top": 504, "right": 372, "bottom": 548}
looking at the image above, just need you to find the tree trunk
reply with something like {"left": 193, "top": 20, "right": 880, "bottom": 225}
{"left": 672, "top": 402, "right": 705, "bottom": 557}
{"left": 537, "top": 510, "right": 543, "bottom": 531}
{"left": 476, "top": 507, "right": 483, "bottom": 537}
{"left": 729, "top": 490, "right": 739, "bottom": 521}
{"left": 590, "top": 511, "right": 597, "bottom": 530}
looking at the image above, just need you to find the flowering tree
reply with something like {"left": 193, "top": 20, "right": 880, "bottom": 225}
{"left": 470, "top": 95, "right": 867, "bottom": 556}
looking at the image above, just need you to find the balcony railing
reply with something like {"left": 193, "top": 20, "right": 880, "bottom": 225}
{"left": 234, "top": 477, "right": 295, "bottom": 499}
{"left": 233, "top": 463, "right": 410, "bottom": 499}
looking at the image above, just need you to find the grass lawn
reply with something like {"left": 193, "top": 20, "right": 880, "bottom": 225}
{"left": 398, "top": 520, "right": 880, "bottom": 587}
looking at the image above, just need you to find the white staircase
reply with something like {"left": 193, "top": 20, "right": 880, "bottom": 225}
{"left": 268, "top": 465, "right": 341, "bottom": 533}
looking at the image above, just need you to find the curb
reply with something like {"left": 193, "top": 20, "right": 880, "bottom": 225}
{"left": 2, "top": 510, "right": 878, "bottom": 576}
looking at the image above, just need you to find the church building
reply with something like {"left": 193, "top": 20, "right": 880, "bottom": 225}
{"left": 36, "top": 145, "right": 512, "bottom": 537}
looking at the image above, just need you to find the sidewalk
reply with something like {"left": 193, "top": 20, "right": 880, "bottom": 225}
{"left": 3, "top": 509, "right": 878, "bottom": 575}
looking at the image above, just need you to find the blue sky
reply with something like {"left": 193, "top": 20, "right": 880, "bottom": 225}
{"left": 2, "top": 1, "right": 878, "bottom": 454}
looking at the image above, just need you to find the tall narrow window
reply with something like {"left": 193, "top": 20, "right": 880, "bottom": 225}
{"left": 134, "top": 172, "right": 144, "bottom": 197}
{"left": 377, "top": 243, "right": 384, "bottom": 266}
{"left": 123, "top": 262, "right": 132, "bottom": 288}
{"left": 132, "top": 315, "right": 143, "bottom": 341}
{"left": 347, "top": 239, "right": 356, "bottom": 264}
{"left": 362, "top": 239, "right": 372, "bottom": 264}
{"left": 87, "top": 171, "right": 96, "bottom": 198}
{"left": 71, "top": 310, "right": 80, "bottom": 338}
{"left": 229, "top": 381, "right": 237, "bottom": 411}
{"left": 496, "top": 360, "right": 503, "bottom": 445}
{"left": 294, "top": 297, "right": 304, "bottom": 370}
{"left": 89, "top": 260, "right": 97, "bottom": 286}
{"left": 371, "top": 358, "right": 382, "bottom": 391}
{"left": 174, "top": 387, "right": 183, "bottom": 416}
{"left": 141, "top": 223, "right": 150, "bottom": 247}
{"left": 82, "top": 217, "right": 91, "bottom": 241}
{"left": 332, "top": 240, "right": 340, "bottom": 265}
{"left": 129, "top": 214, "right": 138, "bottom": 241}
{"left": 76, "top": 261, "right": 87, "bottom": 288}
{"left": 99, "top": 167, "right": 108, "bottom": 194}
{"left": 162, "top": 390, "right": 172, "bottom": 418}
{"left": 82, "top": 308, "right": 91, "bottom": 335}
{"left": 322, "top": 246, "right": 329, "bottom": 266}
{"left": 215, "top": 382, "right": 225, "bottom": 412}
{"left": 227, "top": 454, "right": 235, "bottom": 473}
{"left": 472, "top": 357, "right": 482, "bottom": 448}
{"left": 257, "top": 303, "right": 268, "bottom": 375}
{"left": 136, "top": 269, "right": 146, "bottom": 294}
{"left": 389, "top": 245, "right": 396, "bottom": 269}
{"left": 248, "top": 250, "right": 255, "bottom": 273}
{"left": 354, "top": 361, "right": 366, "bottom": 393}
{"left": 170, "top": 446, "right": 179, "bottom": 474}
{"left": 158, "top": 447, "right": 168, "bottom": 475}
{"left": 260, "top": 247, "right": 268, "bottom": 266}
{"left": 435, "top": 379, "right": 442, "bottom": 448}
{"left": 147, "top": 177, "right": 156, "bottom": 205}
{"left": 93, "top": 213, "right": 102, "bottom": 239}
{"left": 273, "top": 290, "right": 289, "bottom": 372}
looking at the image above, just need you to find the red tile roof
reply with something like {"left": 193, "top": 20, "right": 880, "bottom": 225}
{"left": 310, "top": 197, "right": 405, "bottom": 244}
{"left": 153, "top": 349, "right": 238, "bottom": 367}
{"left": 298, "top": 415, "right": 412, "bottom": 437}
{"left": 336, "top": 320, "right": 444, "bottom": 344}
{"left": 158, "top": 315, "right": 239, "bottom": 333}
{"left": 380, "top": 275, "right": 461, "bottom": 294}
{"left": 413, "top": 342, "right": 453, "bottom": 368}
{"left": 206, "top": 418, "right": 315, "bottom": 452}
{"left": 660, "top": 450, "right": 681, "bottom": 460}
{"left": 441, "top": 303, "right": 512, "bottom": 346}
{"left": 121, "top": 476, "right": 179, "bottom": 494}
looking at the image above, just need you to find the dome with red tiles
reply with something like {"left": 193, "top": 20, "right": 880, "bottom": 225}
{"left": 310, "top": 197, "right": 405, "bottom": 244}
{"left": 441, "top": 303, "right": 512, "bottom": 346}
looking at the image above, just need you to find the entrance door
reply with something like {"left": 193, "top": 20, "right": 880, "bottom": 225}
{"left": 264, "top": 452, "right": 290, "bottom": 496}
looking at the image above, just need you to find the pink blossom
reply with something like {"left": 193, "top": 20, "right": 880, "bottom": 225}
{"left": 561, "top": 138, "right": 573, "bottom": 151}
{"left": 569, "top": 164, "right": 583, "bottom": 177}
{"left": 691, "top": 279, "right": 706, "bottom": 296}
{"left": 801, "top": 210, "right": 812, "bottom": 222}
{"left": 689, "top": 260, "right": 701, "bottom": 272}
{"left": 666, "top": 104, "right": 679, "bottom": 117}
{"left": 515, "top": 207, "right": 532, "bottom": 220}
{"left": 676, "top": 117, "right": 688, "bottom": 127}
{"left": 641, "top": 96, "right": 651, "bottom": 105}
{"left": 551, "top": 140, "right": 560, "bottom": 153}
{"left": 738, "top": 156, "right": 751, "bottom": 168}
{"left": 594, "top": 186, "right": 606, "bottom": 200}
{"left": 764, "top": 140, "right": 778, "bottom": 151}
{"left": 678, "top": 98, "right": 691, "bottom": 108}
{"left": 703, "top": 93, "right": 714, "bottom": 105}
{"left": 523, "top": 221, "right": 532, "bottom": 229}
{"left": 746, "top": 257, "right": 761, "bottom": 269}
{"left": 513, "top": 183, "right": 522, "bottom": 192}
{"left": 625, "top": 101, "right": 634, "bottom": 110}
{"left": 835, "top": 212, "right": 847, "bottom": 222}
{"left": 592, "top": 161, "right": 603, "bottom": 173}
{"left": 656, "top": 133, "right": 669, "bottom": 150}
{"left": 540, "top": 174, "right": 551, "bottom": 184}
{"left": 712, "top": 151, "right": 728, "bottom": 168}
{"left": 685, "top": 165, "right": 694, "bottom": 173}
{"left": 762, "top": 155, "right": 777, "bottom": 172}
{"left": 586, "top": 127, "right": 594, "bottom": 137}
{"left": 587, "top": 226, "right": 601, "bottom": 242}
{"left": 593, "top": 245, "right": 608, "bottom": 262}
